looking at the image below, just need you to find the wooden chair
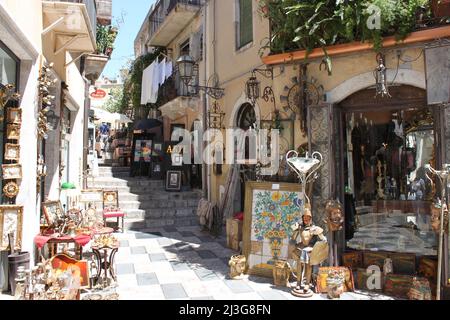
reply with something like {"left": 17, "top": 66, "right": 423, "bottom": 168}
{"left": 102, "top": 190, "right": 125, "bottom": 233}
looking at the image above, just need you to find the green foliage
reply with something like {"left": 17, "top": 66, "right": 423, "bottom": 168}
{"left": 104, "top": 87, "right": 125, "bottom": 114}
{"left": 96, "top": 24, "right": 118, "bottom": 56}
{"left": 121, "top": 49, "right": 163, "bottom": 119}
{"left": 259, "top": 0, "right": 431, "bottom": 67}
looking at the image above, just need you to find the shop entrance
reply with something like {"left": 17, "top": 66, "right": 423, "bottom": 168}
{"left": 337, "top": 85, "right": 441, "bottom": 295}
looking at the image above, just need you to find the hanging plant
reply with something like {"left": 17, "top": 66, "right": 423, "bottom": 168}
{"left": 259, "top": 0, "right": 432, "bottom": 72}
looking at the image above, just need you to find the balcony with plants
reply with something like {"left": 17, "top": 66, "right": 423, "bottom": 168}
{"left": 260, "top": 0, "right": 450, "bottom": 65}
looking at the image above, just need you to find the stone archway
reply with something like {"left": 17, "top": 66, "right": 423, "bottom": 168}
{"left": 229, "top": 91, "right": 261, "bottom": 128}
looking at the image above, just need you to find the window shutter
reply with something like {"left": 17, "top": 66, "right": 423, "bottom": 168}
{"left": 190, "top": 28, "right": 202, "bottom": 62}
{"left": 239, "top": 0, "right": 253, "bottom": 47}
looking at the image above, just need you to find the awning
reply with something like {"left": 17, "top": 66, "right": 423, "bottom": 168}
{"left": 158, "top": 96, "right": 200, "bottom": 121}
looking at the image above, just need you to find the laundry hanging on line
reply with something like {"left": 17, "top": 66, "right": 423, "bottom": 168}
{"left": 140, "top": 58, "right": 174, "bottom": 105}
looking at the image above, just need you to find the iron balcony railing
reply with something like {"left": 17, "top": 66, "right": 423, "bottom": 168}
{"left": 148, "top": 0, "right": 202, "bottom": 42}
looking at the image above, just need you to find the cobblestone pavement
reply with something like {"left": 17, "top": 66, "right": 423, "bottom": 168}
{"left": 111, "top": 226, "right": 395, "bottom": 301}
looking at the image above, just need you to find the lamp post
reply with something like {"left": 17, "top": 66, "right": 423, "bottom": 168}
{"left": 176, "top": 55, "right": 226, "bottom": 200}
{"left": 425, "top": 163, "right": 450, "bottom": 300}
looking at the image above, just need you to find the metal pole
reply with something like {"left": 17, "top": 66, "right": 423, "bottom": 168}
{"left": 437, "top": 184, "right": 446, "bottom": 300}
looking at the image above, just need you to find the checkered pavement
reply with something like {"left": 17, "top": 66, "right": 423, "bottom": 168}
{"left": 112, "top": 226, "right": 394, "bottom": 301}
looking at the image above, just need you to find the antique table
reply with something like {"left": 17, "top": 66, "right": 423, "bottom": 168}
{"left": 91, "top": 238, "right": 119, "bottom": 286}
{"left": 34, "top": 234, "right": 92, "bottom": 260}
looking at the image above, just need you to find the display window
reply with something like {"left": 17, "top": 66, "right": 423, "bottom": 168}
{"left": 344, "top": 107, "right": 437, "bottom": 256}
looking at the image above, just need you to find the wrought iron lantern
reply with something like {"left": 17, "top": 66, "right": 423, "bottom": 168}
{"left": 176, "top": 55, "right": 196, "bottom": 86}
{"left": 208, "top": 101, "right": 225, "bottom": 129}
{"left": 176, "top": 55, "right": 225, "bottom": 100}
{"left": 374, "top": 53, "right": 391, "bottom": 98}
{"left": 246, "top": 72, "right": 260, "bottom": 106}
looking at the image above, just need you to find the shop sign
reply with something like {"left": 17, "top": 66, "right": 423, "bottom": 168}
{"left": 90, "top": 89, "right": 107, "bottom": 99}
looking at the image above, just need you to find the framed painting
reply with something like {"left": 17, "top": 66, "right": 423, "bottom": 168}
{"left": 355, "top": 268, "right": 384, "bottom": 292}
{"left": 42, "top": 201, "right": 64, "bottom": 226}
{"left": 342, "top": 251, "right": 363, "bottom": 270}
{"left": 166, "top": 171, "right": 182, "bottom": 191}
{"left": 103, "top": 190, "right": 119, "bottom": 209}
{"left": 390, "top": 252, "right": 416, "bottom": 275}
{"left": 243, "top": 181, "right": 305, "bottom": 278}
{"left": 384, "top": 274, "right": 415, "bottom": 299}
{"left": 316, "top": 267, "right": 355, "bottom": 293}
{"left": 0, "top": 205, "right": 24, "bottom": 251}
{"left": 4, "top": 143, "right": 20, "bottom": 161}
{"left": 7, "top": 108, "right": 22, "bottom": 124}
{"left": 152, "top": 142, "right": 163, "bottom": 157}
{"left": 363, "top": 251, "right": 389, "bottom": 269}
{"left": 79, "top": 189, "right": 103, "bottom": 203}
{"left": 2, "top": 164, "right": 22, "bottom": 180}
{"left": 418, "top": 256, "right": 438, "bottom": 283}
{"left": 50, "top": 254, "right": 90, "bottom": 289}
{"left": 6, "top": 124, "right": 21, "bottom": 140}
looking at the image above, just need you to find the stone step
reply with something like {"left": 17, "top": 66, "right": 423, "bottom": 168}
{"left": 144, "top": 217, "right": 200, "bottom": 229}
{"left": 116, "top": 200, "right": 199, "bottom": 210}
{"left": 115, "top": 192, "right": 201, "bottom": 202}
{"left": 144, "top": 208, "right": 197, "bottom": 219}
{"left": 89, "top": 179, "right": 165, "bottom": 188}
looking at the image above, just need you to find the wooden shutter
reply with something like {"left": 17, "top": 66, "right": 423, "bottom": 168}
{"left": 239, "top": 0, "right": 253, "bottom": 48}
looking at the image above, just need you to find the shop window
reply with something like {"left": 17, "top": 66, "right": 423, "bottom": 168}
{"left": 236, "top": 0, "right": 253, "bottom": 49}
{"left": 343, "top": 107, "right": 438, "bottom": 257}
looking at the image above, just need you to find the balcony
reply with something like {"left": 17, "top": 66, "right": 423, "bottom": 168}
{"left": 95, "top": 0, "right": 112, "bottom": 26}
{"left": 158, "top": 69, "right": 200, "bottom": 120}
{"left": 148, "top": 0, "right": 202, "bottom": 47}
{"left": 42, "top": 0, "right": 97, "bottom": 55}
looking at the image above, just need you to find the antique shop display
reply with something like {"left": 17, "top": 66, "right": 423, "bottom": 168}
{"left": 14, "top": 255, "right": 86, "bottom": 300}
{"left": 79, "top": 189, "right": 104, "bottom": 204}
{"left": 166, "top": 171, "right": 182, "bottom": 191}
{"left": 316, "top": 267, "right": 355, "bottom": 295}
{"left": 6, "top": 108, "right": 22, "bottom": 124}
{"left": 408, "top": 277, "right": 432, "bottom": 300}
{"left": 342, "top": 251, "right": 363, "bottom": 270}
{"left": 6, "top": 124, "right": 21, "bottom": 140}
{"left": 0, "top": 83, "right": 20, "bottom": 108}
{"left": 3, "top": 181, "right": 20, "bottom": 199}
{"left": 390, "top": 252, "right": 416, "bottom": 275}
{"left": 384, "top": 274, "right": 415, "bottom": 299}
{"left": 229, "top": 255, "right": 247, "bottom": 279}
{"left": 424, "top": 163, "right": 450, "bottom": 300}
{"left": 243, "top": 182, "right": 304, "bottom": 278}
{"left": 273, "top": 260, "right": 292, "bottom": 287}
{"left": 324, "top": 200, "right": 344, "bottom": 232}
{"left": 290, "top": 204, "right": 329, "bottom": 297}
{"left": 0, "top": 206, "right": 23, "bottom": 251}
{"left": 42, "top": 201, "right": 64, "bottom": 227}
{"left": 4, "top": 143, "right": 20, "bottom": 161}
{"left": 325, "top": 269, "right": 347, "bottom": 299}
{"left": 2, "top": 164, "right": 22, "bottom": 180}
{"left": 91, "top": 234, "right": 119, "bottom": 288}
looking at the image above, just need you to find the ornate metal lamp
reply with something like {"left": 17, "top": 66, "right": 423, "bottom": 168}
{"left": 424, "top": 163, "right": 450, "bottom": 300}
{"left": 208, "top": 100, "right": 225, "bottom": 129}
{"left": 176, "top": 55, "right": 225, "bottom": 99}
{"left": 286, "top": 150, "right": 323, "bottom": 207}
{"left": 246, "top": 71, "right": 260, "bottom": 106}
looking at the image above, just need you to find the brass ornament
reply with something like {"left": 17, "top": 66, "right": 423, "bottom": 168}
{"left": 3, "top": 181, "right": 19, "bottom": 198}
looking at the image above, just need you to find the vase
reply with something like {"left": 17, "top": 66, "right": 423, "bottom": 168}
{"left": 326, "top": 279, "right": 345, "bottom": 299}
{"left": 273, "top": 260, "right": 291, "bottom": 287}
{"left": 268, "top": 237, "right": 283, "bottom": 263}
{"left": 229, "top": 255, "right": 247, "bottom": 279}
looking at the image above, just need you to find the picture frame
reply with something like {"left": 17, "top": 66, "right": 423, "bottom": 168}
{"left": 166, "top": 171, "right": 182, "bottom": 191}
{"left": 4, "top": 143, "right": 20, "bottom": 161}
{"left": 6, "top": 124, "right": 21, "bottom": 140}
{"left": 0, "top": 205, "right": 24, "bottom": 251}
{"left": 342, "top": 251, "right": 363, "bottom": 270}
{"left": 363, "top": 251, "right": 389, "bottom": 269}
{"left": 152, "top": 142, "right": 163, "bottom": 157}
{"left": 390, "top": 252, "right": 416, "bottom": 275}
{"left": 384, "top": 274, "right": 415, "bottom": 299}
{"left": 171, "top": 153, "right": 184, "bottom": 167}
{"left": 79, "top": 189, "right": 103, "bottom": 204}
{"left": 103, "top": 190, "right": 119, "bottom": 209}
{"left": 42, "top": 201, "right": 64, "bottom": 226}
{"left": 2, "top": 164, "right": 22, "bottom": 180}
{"left": 50, "top": 254, "right": 90, "bottom": 289}
{"left": 316, "top": 267, "right": 355, "bottom": 293}
{"left": 151, "top": 162, "right": 164, "bottom": 180}
{"left": 243, "top": 181, "right": 305, "bottom": 278}
{"left": 7, "top": 108, "right": 22, "bottom": 124}
{"left": 355, "top": 268, "right": 384, "bottom": 291}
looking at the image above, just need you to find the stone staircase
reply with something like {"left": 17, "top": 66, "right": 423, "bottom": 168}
{"left": 88, "top": 166, "right": 202, "bottom": 231}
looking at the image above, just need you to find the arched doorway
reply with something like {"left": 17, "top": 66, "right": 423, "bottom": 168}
{"left": 337, "top": 85, "right": 441, "bottom": 282}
